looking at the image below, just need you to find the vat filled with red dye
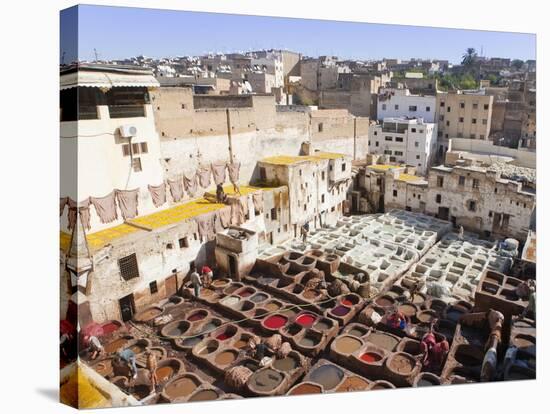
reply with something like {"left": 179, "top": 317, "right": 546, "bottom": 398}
{"left": 295, "top": 313, "right": 317, "bottom": 327}
{"left": 263, "top": 314, "right": 288, "bottom": 330}
{"left": 360, "top": 352, "right": 382, "bottom": 363}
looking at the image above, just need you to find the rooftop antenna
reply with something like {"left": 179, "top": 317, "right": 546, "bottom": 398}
{"left": 93, "top": 48, "right": 99, "bottom": 62}
{"left": 61, "top": 50, "right": 66, "bottom": 65}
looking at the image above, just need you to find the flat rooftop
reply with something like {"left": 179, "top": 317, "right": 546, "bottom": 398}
{"left": 260, "top": 152, "right": 346, "bottom": 166}
{"left": 60, "top": 185, "right": 278, "bottom": 253}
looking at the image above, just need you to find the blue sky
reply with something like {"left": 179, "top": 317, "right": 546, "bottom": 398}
{"left": 61, "top": 5, "right": 536, "bottom": 64}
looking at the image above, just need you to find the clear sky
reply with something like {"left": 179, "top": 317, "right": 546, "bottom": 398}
{"left": 61, "top": 5, "right": 536, "bottom": 64}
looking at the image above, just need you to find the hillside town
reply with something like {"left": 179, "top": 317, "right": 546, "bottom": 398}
{"left": 60, "top": 46, "right": 536, "bottom": 407}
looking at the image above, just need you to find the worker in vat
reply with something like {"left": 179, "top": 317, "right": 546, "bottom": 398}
{"left": 190, "top": 266, "right": 203, "bottom": 297}
{"left": 145, "top": 350, "right": 158, "bottom": 393}
{"left": 117, "top": 348, "right": 138, "bottom": 380}
{"left": 419, "top": 323, "right": 449, "bottom": 372}
{"left": 85, "top": 335, "right": 104, "bottom": 360}
{"left": 386, "top": 307, "right": 409, "bottom": 331}
{"left": 301, "top": 221, "right": 310, "bottom": 244}
{"left": 201, "top": 265, "right": 213, "bottom": 289}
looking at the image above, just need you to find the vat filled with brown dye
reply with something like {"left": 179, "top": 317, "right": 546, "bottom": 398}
{"left": 287, "top": 382, "right": 323, "bottom": 395}
{"left": 162, "top": 374, "right": 202, "bottom": 401}
{"left": 214, "top": 350, "right": 238, "bottom": 366}
{"left": 336, "top": 376, "right": 370, "bottom": 392}
{"left": 366, "top": 332, "right": 399, "bottom": 351}
{"left": 188, "top": 389, "right": 220, "bottom": 402}
{"left": 333, "top": 335, "right": 363, "bottom": 354}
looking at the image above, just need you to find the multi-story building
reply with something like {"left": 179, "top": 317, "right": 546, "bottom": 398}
{"left": 367, "top": 117, "right": 437, "bottom": 175}
{"left": 257, "top": 152, "right": 353, "bottom": 235}
{"left": 377, "top": 87, "right": 436, "bottom": 122}
{"left": 435, "top": 90, "right": 493, "bottom": 158}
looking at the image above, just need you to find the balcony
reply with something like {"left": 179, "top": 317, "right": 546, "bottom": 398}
{"left": 108, "top": 104, "right": 146, "bottom": 119}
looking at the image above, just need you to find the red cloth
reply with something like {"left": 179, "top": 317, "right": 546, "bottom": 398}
{"left": 201, "top": 266, "right": 212, "bottom": 274}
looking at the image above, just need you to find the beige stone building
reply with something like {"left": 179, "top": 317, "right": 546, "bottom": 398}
{"left": 435, "top": 91, "right": 494, "bottom": 158}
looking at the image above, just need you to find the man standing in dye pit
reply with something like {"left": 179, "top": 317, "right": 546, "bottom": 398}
{"left": 146, "top": 350, "right": 158, "bottom": 393}
{"left": 190, "top": 267, "right": 202, "bottom": 297}
{"left": 201, "top": 265, "right": 213, "bottom": 289}
{"left": 301, "top": 221, "right": 310, "bottom": 244}
{"left": 117, "top": 348, "right": 138, "bottom": 380}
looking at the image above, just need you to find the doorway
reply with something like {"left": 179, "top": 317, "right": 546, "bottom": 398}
{"left": 437, "top": 206, "right": 450, "bottom": 221}
{"left": 119, "top": 294, "right": 135, "bottom": 322}
{"left": 228, "top": 255, "right": 237, "bottom": 279}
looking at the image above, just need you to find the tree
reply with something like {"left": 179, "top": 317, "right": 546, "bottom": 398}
{"left": 461, "top": 48, "right": 478, "bottom": 66}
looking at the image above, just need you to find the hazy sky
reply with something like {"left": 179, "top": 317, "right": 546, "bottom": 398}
{"left": 61, "top": 5, "right": 536, "bottom": 64}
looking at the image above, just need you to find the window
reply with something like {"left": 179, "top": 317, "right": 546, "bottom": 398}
{"left": 435, "top": 194, "right": 442, "bottom": 203}
{"left": 342, "top": 163, "right": 346, "bottom": 172}
{"left": 60, "top": 87, "right": 103, "bottom": 122}
{"left": 299, "top": 169, "right": 302, "bottom": 176}
{"left": 459, "top": 117, "right": 464, "bottom": 123}
{"left": 458, "top": 176, "right": 465, "bottom": 186}
{"left": 382, "top": 104, "right": 387, "bottom": 110}
{"left": 179, "top": 237, "right": 189, "bottom": 248}
{"left": 329, "top": 165, "right": 333, "bottom": 171}
{"left": 375, "top": 141, "right": 379, "bottom": 147}
{"left": 447, "top": 106, "right": 451, "bottom": 113}
{"left": 181, "top": 103, "right": 186, "bottom": 109}
{"left": 482, "top": 119, "right": 488, "bottom": 125}
{"left": 259, "top": 167, "right": 267, "bottom": 182}
{"left": 437, "top": 131, "right": 443, "bottom": 138}
{"left": 132, "top": 143, "right": 140, "bottom": 154}
{"left": 470, "top": 134, "right": 476, "bottom": 139}
{"left": 484, "top": 104, "right": 489, "bottom": 110}
{"left": 480, "top": 134, "right": 485, "bottom": 139}
{"left": 270, "top": 208, "right": 277, "bottom": 220}
{"left": 132, "top": 157, "right": 142, "bottom": 172}
{"left": 419, "top": 129, "right": 424, "bottom": 133}
{"left": 390, "top": 156, "right": 397, "bottom": 162}
{"left": 322, "top": 171, "right": 325, "bottom": 180}
{"left": 426, "top": 106, "right": 431, "bottom": 112}
{"left": 393, "top": 190, "right": 397, "bottom": 197}
{"left": 446, "top": 120, "right": 450, "bottom": 126}
{"left": 440, "top": 101, "right": 445, "bottom": 107}
{"left": 394, "top": 151, "right": 403, "bottom": 156}
{"left": 318, "top": 123, "right": 323, "bottom": 132}
{"left": 460, "top": 102, "right": 465, "bottom": 109}
{"left": 395, "top": 137, "right": 403, "bottom": 142}
{"left": 445, "top": 134, "right": 449, "bottom": 139}
{"left": 321, "top": 194, "right": 325, "bottom": 203}
{"left": 472, "top": 179, "right": 480, "bottom": 189}
{"left": 468, "top": 200, "right": 476, "bottom": 212}
{"left": 374, "top": 131, "right": 378, "bottom": 136}
{"left": 118, "top": 254, "right": 139, "bottom": 281}
{"left": 437, "top": 176, "right": 444, "bottom": 187}
{"left": 489, "top": 211, "right": 493, "bottom": 217}
{"left": 107, "top": 87, "right": 148, "bottom": 118}
{"left": 394, "top": 104, "right": 399, "bottom": 110}
{"left": 415, "top": 141, "right": 419, "bottom": 147}
{"left": 385, "top": 136, "right": 393, "bottom": 141}
{"left": 411, "top": 128, "right": 417, "bottom": 133}
{"left": 384, "top": 150, "right": 392, "bottom": 155}
{"left": 416, "top": 155, "right": 420, "bottom": 159}
{"left": 439, "top": 115, "right": 444, "bottom": 121}
{"left": 409, "top": 105, "right": 417, "bottom": 111}
{"left": 140, "top": 142, "right": 148, "bottom": 153}
{"left": 122, "top": 144, "right": 131, "bottom": 156}
{"left": 149, "top": 281, "right": 158, "bottom": 294}
{"left": 473, "top": 103, "right": 478, "bottom": 109}
{"left": 472, "top": 118, "right": 477, "bottom": 124}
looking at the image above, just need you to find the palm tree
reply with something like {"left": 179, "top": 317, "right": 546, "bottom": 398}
{"left": 461, "top": 48, "right": 478, "bottom": 66}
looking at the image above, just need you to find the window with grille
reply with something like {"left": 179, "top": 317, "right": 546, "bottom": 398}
{"left": 140, "top": 142, "right": 148, "bottom": 153}
{"left": 118, "top": 254, "right": 139, "bottom": 281}
{"left": 149, "top": 281, "right": 158, "bottom": 294}
{"left": 179, "top": 237, "right": 189, "bottom": 248}
{"left": 122, "top": 144, "right": 130, "bottom": 156}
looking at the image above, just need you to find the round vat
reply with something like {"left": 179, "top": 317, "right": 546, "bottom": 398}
{"left": 92, "top": 358, "right": 114, "bottom": 377}
{"left": 414, "top": 372, "right": 441, "bottom": 387}
{"left": 313, "top": 319, "right": 332, "bottom": 331}
{"left": 250, "top": 293, "right": 268, "bottom": 303}
{"left": 375, "top": 295, "right": 395, "bottom": 308}
{"left": 454, "top": 344, "right": 484, "bottom": 367}
{"left": 196, "top": 340, "right": 219, "bottom": 356}
{"left": 336, "top": 376, "right": 369, "bottom": 392}
{"left": 224, "top": 283, "right": 244, "bottom": 295}
{"left": 331, "top": 305, "right": 351, "bottom": 317}
{"left": 263, "top": 314, "right": 288, "bottom": 330}
{"left": 387, "top": 352, "right": 416, "bottom": 375}
{"left": 237, "top": 287, "right": 255, "bottom": 298}
{"left": 249, "top": 368, "right": 284, "bottom": 393}
{"left": 360, "top": 352, "right": 383, "bottom": 363}
{"left": 211, "top": 278, "right": 230, "bottom": 288}
{"left": 296, "top": 312, "right": 317, "bottom": 327}
{"left": 288, "top": 382, "right": 322, "bottom": 396}
{"left": 309, "top": 364, "right": 344, "bottom": 390}
{"left": 398, "top": 303, "right": 418, "bottom": 318}
{"left": 273, "top": 354, "right": 300, "bottom": 372}
{"left": 104, "top": 336, "right": 132, "bottom": 354}
{"left": 187, "top": 310, "right": 208, "bottom": 322}
{"left": 417, "top": 310, "right": 438, "bottom": 324}
{"left": 163, "top": 374, "right": 201, "bottom": 400}
{"left": 161, "top": 320, "right": 190, "bottom": 338}
{"left": 367, "top": 332, "right": 399, "bottom": 351}
{"left": 101, "top": 320, "right": 122, "bottom": 335}
{"left": 369, "top": 380, "right": 395, "bottom": 390}
{"left": 264, "top": 301, "right": 282, "bottom": 312}
{"left": 333, "top": 336, "right": 363, "bottom": 354}
{"left": 214, "top": 350, "right": 238, "bottom": 366}
{"left": 189, "top": 389, "right": 219, "bottom": 402}
{"left": 347, "top": 326, "right": 368, "bottom": 338}
{"left": 299, "top": 333, "right": 320, "bottom": 348}
{"left": 213, "top": 325, "right": 237, "bottom": 341}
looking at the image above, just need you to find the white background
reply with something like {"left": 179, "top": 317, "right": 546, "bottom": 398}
{"left": 0, "top": 0, "right": 547, "bottom": 412}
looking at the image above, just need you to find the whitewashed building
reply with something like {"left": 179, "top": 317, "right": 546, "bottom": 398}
{"left": 368, "top": 117, "right": 438, "bottom": 175}
{"left": 377, "top": 88, "right": 436, "bottom": 122}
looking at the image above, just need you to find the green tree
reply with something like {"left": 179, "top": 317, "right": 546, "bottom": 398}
{"left": 461, "top": 47, "right": 478, "bottom": 66}
{"left": 511, "top": 59, "right": 524, "bottom": 70}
